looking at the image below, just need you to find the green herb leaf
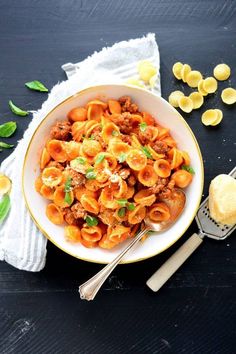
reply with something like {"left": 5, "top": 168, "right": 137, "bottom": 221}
{"left": 0, "top": 142, "right": 14, "bottom": 149}
{"left": 112, "top": 130, "right": 119, "bottom": 137}
{"left": 118, "top": 153, "right": 127, "bottom": 163}
{"left": 76, "top": 157, "right": 87, "bottom": 165}
{"left": 86, "top": 215, "right": 98, "bottom": 227}
{"left": 95, "top": 153, "right": 105, "bottom": 165}
{"left": 141, "top": 146, "right": 153, "bottom": 159}
{"left": 116, "top": 199, "right": 128, "bottom": 207}
{"left": 127, "top": 203, "right": 135, "bottom": 211}
{"left": 118, "top": 207, "right": 126, "bottom": 218}
{"left": 25, "top": 80, "right": 48, "bottom": 92}
{"left": 86, "top": 168, "right": 96, "bottom": 180}
{"left": 8, "top": 100, "right": 29, "bottom": 116}
{"left": 64, "top": 192, "right": 72, "bottom": 205}
{"left": 139, "top": 122, "right": 147, "bottom": 132}
{"left": 0, "top": 122, "right": 17, "bottom": 138}
{"left": 64, "top": 177, "right": 72, "bottom": 192}
{"left": 88, "top": 134, "right": 95, "bottom": 140}
{"left": 0, "top": 194, "right": 11, "bottom": 224}
{"left": 181, "top": 165, "right": 195, "bottom": 174}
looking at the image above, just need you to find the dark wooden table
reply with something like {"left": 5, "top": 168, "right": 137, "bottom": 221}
{"left": 0, "top": 1, "right": 235, "bottom": 353}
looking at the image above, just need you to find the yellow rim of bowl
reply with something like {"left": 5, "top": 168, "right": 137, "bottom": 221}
{"left": 22, "top": 84, "right": 204, "bottom": 264}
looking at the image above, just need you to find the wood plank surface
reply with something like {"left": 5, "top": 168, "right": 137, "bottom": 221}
{"left": 0, "top": 0, "right": 235, "bottom": 353}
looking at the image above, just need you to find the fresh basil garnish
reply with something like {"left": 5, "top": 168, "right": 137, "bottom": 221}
{"left": 0, "top": 142, "right": 14, "bottom": 149}
{"left": 127, "top": 203, "right": 135, "bottom": 211}
{"left": 139, "top": 122, "right": 147, "bottom": 132}
{"left": 8, "top": 100, "right": 29, "bottom": 116}
{"left": 86, "top": 215, "right": 98, "bottom": 227}
{"left": 116, "top": 199, "right": 128, "bottom": 207}
{"left": 95, "top": 153, "right": 105, "bottom": 165}
{"left": 181, "top": 165, "right": 195, "bottom": 174}
{"left": 86, "top": 168, "right": 97, "bottom": 180}
{"left": 141, "top": 146, "right": 153, "bottom": 159}
{"left": 118, "top": 207, "right": 126, "bottom": 217}
{"left": 25, "top": 80, "right": 48, "bottom": 92}
{"left": 0, "top": 122, "right": 17, "bottom": 138}
{"left": 0, "top": 194, "right": 11, "bottom": 224}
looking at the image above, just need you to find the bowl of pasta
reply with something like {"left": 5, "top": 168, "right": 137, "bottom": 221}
{"left": 22, "top": 84, "right": 204, "bottom": 264}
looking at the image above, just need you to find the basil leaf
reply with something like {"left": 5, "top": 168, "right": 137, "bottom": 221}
{"left": 88, "top": 134, "right": 95, "bottom": 140}
{"left": 0, "top": 122, "right": 17, "bottom": 138}
{"left": 139, "top": 122, "right": 147, "bottom": 132}
{"left": 141, "top": 146, "right": 153, "bottom": 159}
{"left": 116, "top": 199, "right": 128, "bottom": 207}
{"left": 64, "top": 192, "right": 73, "bottom": 205}
{"left": 86, "top": 215, "right": 98, "bottom": 227}
{"left": 118, "top": 153, "right": 127, "bottom": 163}
{"left": 127, "top": 203, "right": 135, "bottom": 211}
{"left": 76, "top": 157, "right": 87, "bottom": 165}
{"left": 8, "top": 100, "right": 29, "bottom": 116}
{"left": 118, "top": 207, "right": 126, "bottom": 217}
{"left": 86, "top": 168, "right": 96, "bottom": 180}
{"left": 25, "top": 80, "right": 48, "bottom": 92}
{"left": 0, "top": 142, "right": 14, "bottom": 149}
{"left": 182, "top": 165, "right": 195, "bottom": 174}
{"left": 95, "top": 153, "right": 105, "bottom": 165}
{"left": 0, "top": 194, "right": 11, "bottom": 224}
{"left": 64, "top": 177, "right": 72, "bottom": 192}
{"left": 112, "top": 130, "right": 119, "bottom": 137}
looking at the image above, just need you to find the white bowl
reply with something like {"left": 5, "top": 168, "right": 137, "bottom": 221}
{"left": 22, "top": 84, "right": 204, "bottom": 264}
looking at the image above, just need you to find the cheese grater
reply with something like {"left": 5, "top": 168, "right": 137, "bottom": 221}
{"left": 147, "top": 166, "right": 236, "bottom": 292}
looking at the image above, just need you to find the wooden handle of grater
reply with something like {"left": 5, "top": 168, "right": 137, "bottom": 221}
{"left": 146, "top": 233, "right": 203, "bottom": 292}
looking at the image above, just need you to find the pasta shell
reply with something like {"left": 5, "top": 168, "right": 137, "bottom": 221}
{"left": 172, "top": 62, "right": 183, "bottom": 80}
{"left": 221, "top": 88, "right": 236, "bottom": 105}
{"left": 213, "top": 64, "right": 231, "bottom": 81}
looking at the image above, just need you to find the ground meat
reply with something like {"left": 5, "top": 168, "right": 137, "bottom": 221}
{"left": 121, "top": 135, "right": 132, "bottom": 145}
{"left": 50, "top": 121, "right": 71, "bottom": 141}
{"left": 127, "top": 174, "right": 136, "bottom": 187}
{"left": 66, "top": 168, "right": 86, "bottom": 187}
{"left": 118, "top": 168, "right": 130, "bottom": 180}
{"left": 46, "top": 161, "right": 65, "bottom": 171}
{"left": 64, "top": 208, "right": 78, "bottom": 225}
{"left": 148, "top": 177, "right": 169, "bottom": 194}
{"left": 71, "top": 202, "right": 87, "bottom": 219}
{"left": 118, "top": 96, "right": 139, "bottom": 113}
{"left": 110, "top": 112, "right": 136, "bottom": 134}
{"left": 138, "top": 127, "right": 154, "bottom": 145}
{"left": 158, "top": 187, "right": 172, "bottom": 199}
{"left": 150, "top": 140, "right": 170, "bottom": 154}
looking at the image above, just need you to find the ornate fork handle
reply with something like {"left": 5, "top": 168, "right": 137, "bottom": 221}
{"left": 79, "top": 227, "right": 150, "bottom": 301}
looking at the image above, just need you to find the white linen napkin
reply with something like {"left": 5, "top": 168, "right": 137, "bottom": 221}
{"left": 0, "top": 33, "right": 161, "bottom": 271}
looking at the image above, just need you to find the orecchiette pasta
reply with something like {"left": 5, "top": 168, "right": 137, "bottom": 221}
{"left": 36, "top": 95, "right": 193, "bottom": 250}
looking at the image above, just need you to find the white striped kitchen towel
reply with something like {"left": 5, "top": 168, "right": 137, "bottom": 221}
{"left": 0, "top": 33, "right": 161, "bottom": 271}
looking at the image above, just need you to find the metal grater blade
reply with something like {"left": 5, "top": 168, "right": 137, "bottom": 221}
{"left": 195, "top": 166, "right": 236, "bottom": 240}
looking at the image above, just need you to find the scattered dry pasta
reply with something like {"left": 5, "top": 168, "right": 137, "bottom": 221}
{"left": 213, "top": 64, "right": 231, "bottom": 81}
{"left": 201, "top": 109, "right": 223, "bottom": 126}
{"left": 178, "top": 96, "right": 193, "bottom": 113}
{"left": 180, "top": 64, "right": 192, "bottom": 83}
{"left": 36, "top": 96, "right": 193, "bottom": 250}
{"left": 168, "top": 91, "right": 184, "bottom": 108}
{"left": 198, "top": 79, "right": 208, "bottom": 96}
{"left": 189, "top": 92, "right": 204, "bottom": 109}
{"left": 221, "top": 88, "right": 236, "bottom": 105}
{"left": 186, "top": 71, "right": 203, "bottom": 88}
{"left": 137, "top": 60, "right": 157, "bottom": 83}
{"left": 203, "top": 77, "right": 218, "bottom": 94}
{"left": 172, "top": 62, "right": 183, "bottom": 80}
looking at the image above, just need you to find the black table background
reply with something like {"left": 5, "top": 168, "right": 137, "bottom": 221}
{"left": 0, "top": 0, "right": 235, "bottom": 353}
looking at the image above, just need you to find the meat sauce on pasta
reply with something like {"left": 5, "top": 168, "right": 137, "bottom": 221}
{"left": 35, "top": 96, "right": 193, "bottom": 249}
